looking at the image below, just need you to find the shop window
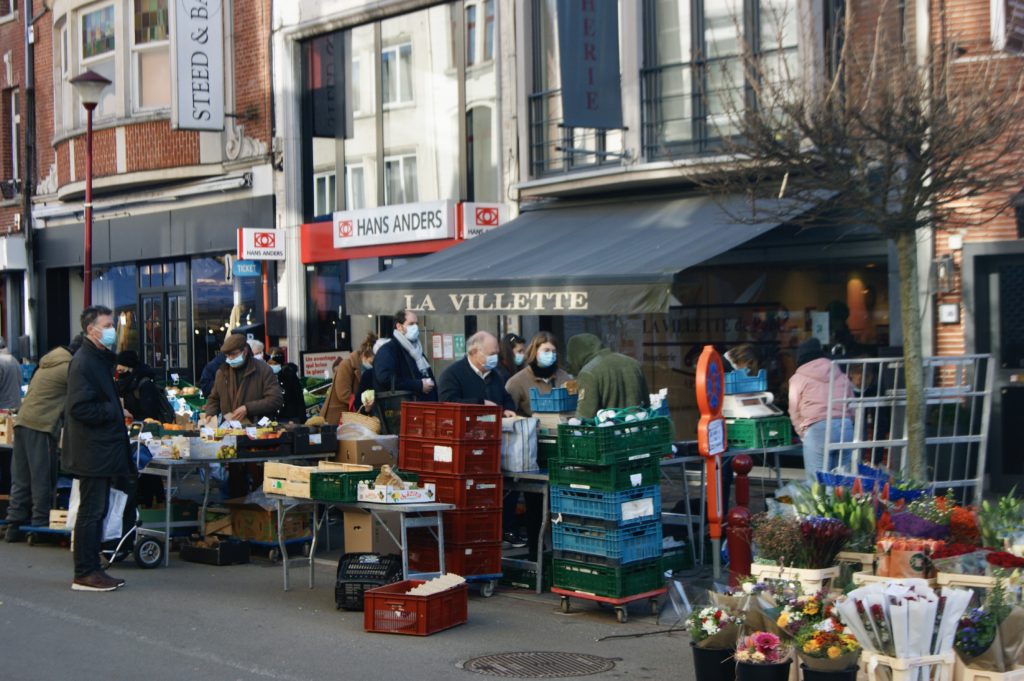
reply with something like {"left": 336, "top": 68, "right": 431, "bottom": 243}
{"left": 351, "top": 57, "right": 362, "bottom": 115}
{"left": 466, "top": 5, "right": 477, "bottom": 66}
{"left": 382, "top": 43, "right": 413, "bottom": 106}
{"left": 54, "top": 22, "right": 71, "bottom": 133}
{"left": 131, "top": 0, "right": 170, "bottom": 112}
{"left": 306, "top": 261, "right": 349, "bottom": 352}
{"left": 6, "top": 90, "right": 18, "bottom": 185}
{"left": 641, "top": 0, "right": 799, "bottom": 158}
{"left": 192, "top": 256, "right": 261, "bottom": 376}
{"left": 384, "top": 155, "right": 417, "bottom": 205}
{"left": 0, "top": 1, "right": 15, "bottom": 19}
{"left": 79, "top": 3, "right": 117, "bottom": 121}
{"left": 313, "top": 171, "right": 336, "bottom": 217}
{"left": 92, "top": 265, "right": 138, "bottom": 355}
{"left": 345, "top": 164, "right": 366, "bottom": 210}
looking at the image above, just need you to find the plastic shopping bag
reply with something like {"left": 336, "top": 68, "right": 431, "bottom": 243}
{"left": 65, "top": 480, "right": 128, "bottom": 542}
{"left": 501, "top": 417, "right": 539, "bottom": 472}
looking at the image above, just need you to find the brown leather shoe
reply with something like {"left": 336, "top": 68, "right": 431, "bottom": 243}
{"left": 98, "top": 570, "right": 126, "bottom": 588}
{"left": 71, "top": 572, "right": 121, "bottom": 592}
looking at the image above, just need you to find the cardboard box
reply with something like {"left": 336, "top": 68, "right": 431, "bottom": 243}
{"left": 204, "top": 514, "right": 234, "bottom": 537}
{"left": 534, "top": 412, "right": 573, "bottom": 433}
{"left": 49, "top": 509, "right": 68, "bottom": 530}
{"left": 0, "top": 414, "right": 13, "bottom": 444}
{"left": 264, "top": 462, "right": 319, "bottom": 483}
{"left": 357, "top": 481, "right": 436, "bottom": 504}
{"left": 263, "top": 477, "right": 311, "bottom": 498}
{"left": 335, "top": 436, "right": 398, "bottom": 468}
{"left": 343, "top": 509, "right": 402, "bottom": 554}
{"left": 224, "top": 498, "right": 311, "bottom": 543}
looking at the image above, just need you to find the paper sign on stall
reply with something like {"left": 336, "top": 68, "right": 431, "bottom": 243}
{"left": 621, "top": 497, "right": 655, "bottom": 521}
{"left": 443, "top": 334, "right": 455, "bottom": 360}
{"left": 432, "top": 334, "right": 443, "bottom": 360}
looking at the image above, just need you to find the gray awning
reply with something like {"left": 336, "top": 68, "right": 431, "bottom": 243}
{"left": 345, "top": 194, "right": 812, "bottom": 316}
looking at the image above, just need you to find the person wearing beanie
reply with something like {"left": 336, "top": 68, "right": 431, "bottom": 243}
{"left": 788, "top": 337, "right": 855, "bottom": 481}
{"left": 114, "top": 350, "right": 174, "bottom": 424}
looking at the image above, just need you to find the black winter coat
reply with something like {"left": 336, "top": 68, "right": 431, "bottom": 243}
{"left": 62, "top": 340, "right": 133, "bottom": 478}
{"left": 438, "top": 357, "right": 515, "bottom": 411}
{"left": 277, "top": 363, "right": 306, "bottom": 422}
{"left": 119, "top": 363, "right": 171, "bottom": 422}
{"left": 373, "top": 338, "right": 437, "bottom": 401}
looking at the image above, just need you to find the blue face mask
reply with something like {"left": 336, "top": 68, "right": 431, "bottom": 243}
{"left": 226, "top": 354, "right": 245, "bottom": 368}
{"left": 537, "top": 351, "right": 557, "bottom": 368}
{"left": 99, "top": 327, "right": 117, "bottom": 349}
{"left": 404, "top": 324, "right": 419, "bottom": 342}
{"left": 514, "top": 352, "right": 525, "bottom": 366}
{"left": 270, "top": 364, "right": 281, "bottom": 374}
{"left": 484, "top": 353, "right": 499, "bottom": 371}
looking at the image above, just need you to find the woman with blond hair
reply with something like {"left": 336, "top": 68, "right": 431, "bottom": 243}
{"left": 322, "top": 332, "right": 377, "bottom": 424}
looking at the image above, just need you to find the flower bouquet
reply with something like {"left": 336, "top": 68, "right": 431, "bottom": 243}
{"left": 930, "top": 543, "right": 991, "bottom": 576}
{"left": 986, "top": 552, "right": 1024, "bottom": 574}
{"left": 891, "top": 490, "right": 956, "bottom": 540}
{"left": 800, "top": 518, "right": 852, "bottom": 568}
{"left": 797, "top": 618, "right": 862, "bottom": 673}
{"left": 733, "top": 579, "right": 803, "bottom": 637}
{"left": 688, "top": 606, "right": 745, "bottom": 649}
{"left": 791, "top": 483, "right": 878, "bottom": 554}
{"left": 752, "top": 514, "right": 805, "bottom": 566}
{"left": 955, "top": 578, "right": 1024, "bottom": 674}
{"left": 735, "top": 632, "right": 792, "bottom": 681}
{"left": 775, "top": 593, "right": 830, "bottom": 638}
{"left": 978, "top": 491, "right": 1024, "bottom": 550}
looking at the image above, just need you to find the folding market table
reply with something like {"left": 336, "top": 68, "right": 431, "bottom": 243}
{"left": 501, "top": 469, "right": 550, "bottom": 594}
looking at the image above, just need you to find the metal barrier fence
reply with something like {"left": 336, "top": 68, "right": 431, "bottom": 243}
{"left": 823, "top": 355, "right": 993, "bottom": 503}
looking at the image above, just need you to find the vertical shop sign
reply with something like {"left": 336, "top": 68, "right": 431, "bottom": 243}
{"left": 556, "top": 0, "right": 623, "bottom": 129}
{"left": 310, "top": 31, "right": 352, "bottom": 139}
{"left": 170, "top": 0, "right": 225, "bottom": 131}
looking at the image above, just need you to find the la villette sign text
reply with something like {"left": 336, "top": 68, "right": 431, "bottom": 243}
{"left": 333, "top": 201, "right": 456, "bottom": 249}
{"left": 404, "top": 292, "right": 590, "bottom": 313}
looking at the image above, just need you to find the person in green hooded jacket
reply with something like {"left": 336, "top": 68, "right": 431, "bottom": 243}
{"left": 566, "top": 333, "right": 649, "bottom": 419}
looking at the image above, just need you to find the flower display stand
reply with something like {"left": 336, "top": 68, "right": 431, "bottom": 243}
{"left": 750, "top": 564, "right": 840, "bottom": 595}
{"left": 851, "top": 571, "right": 938, "bottom": 588}
{"left": 953, "top": 656, "right": 1024, "bottom": 681}
{"left": 865, "top": 653, "right": 955, "bottom": 681}
{"left": 836, "top": 552, "right": 876, "bottom": 573}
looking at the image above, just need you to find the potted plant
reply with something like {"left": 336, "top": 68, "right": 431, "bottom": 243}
{"left": 687, "top": 605, "right": 744, "bottom": 681}
{"left": 796, "top": 618, "right": 862, "bottom": 681}
{"left": 954, "top": 579, "right": 1024, "bottom": 680}
{"left": 735, "top": 632, "right": 792, "bottom": 681}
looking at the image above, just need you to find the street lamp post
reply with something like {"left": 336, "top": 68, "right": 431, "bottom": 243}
{"left": 70, "top": 70, "right": 111, "bottom": 308}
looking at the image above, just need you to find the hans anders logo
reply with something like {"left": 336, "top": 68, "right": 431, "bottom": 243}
{"left": 338, "top": 219, "right": 353, "bottom": 238}
{"left": 475, "top": 206, "right": 499, "bottom": 227}
{"left": 254, "top": 231, "right": 276, "bottom": 249}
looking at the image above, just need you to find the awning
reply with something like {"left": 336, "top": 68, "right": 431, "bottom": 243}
{"left": 345, "top": 194, "right": 814, "bottom": 316}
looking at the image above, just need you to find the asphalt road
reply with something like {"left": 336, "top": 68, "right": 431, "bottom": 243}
{"left": 0, "top": 540, "right": 692, "bottom": 681}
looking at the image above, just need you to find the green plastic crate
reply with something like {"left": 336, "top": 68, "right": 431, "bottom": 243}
{"left": 556, "top": 417, "right": 672, "bottom": 465}
{"left": 663, "top": 543, "right": 695, "bottom": 574}
{"left": 538, "top": 437, "right": 557, "bottom": 469}
{"left": 725, "top": 416, "right": 793, "bottom": 449}
{"left": 500, "top": 552, "right": 553, "bottom": 591}
{"left": 552, "top": 557, "right": 664, "bottom": 598}
{"left": 548, "top": 453, "right": 660, "bottom": 491}
{"left": 308, "top": 469, "right": 419, "bottom": 503}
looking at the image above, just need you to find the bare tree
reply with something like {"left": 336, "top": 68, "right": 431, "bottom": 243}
{"left": 690, "top": 0, "right": 1024, "bottom": 478}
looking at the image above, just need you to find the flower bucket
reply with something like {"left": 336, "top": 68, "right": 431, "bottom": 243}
{"left": 750, "top": 564, "right": 841, "bottom": 595}
{"left": 691, "top": 642, "right": 736, "bottom": 681}
{"left": 737, "top": 660, "right": 792, "bottom": 681}
{"left": 801, "top": 664, "right": 859, "bottom": 681}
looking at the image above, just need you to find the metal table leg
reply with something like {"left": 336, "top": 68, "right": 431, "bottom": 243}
{"left": 537, "top": 484, "right": 549, "bottom": 594}
{"left": 276, "top": 498, "right": 289, "bottom": 591}
{"left": 163, "top": 467, "right": 172, "bottom": 567}
{"left": 436, "top": 510, "right": 446, "bottom": 575}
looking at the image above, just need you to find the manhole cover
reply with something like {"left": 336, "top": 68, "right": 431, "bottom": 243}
{"left": 461, "top": 652, "right": 617, "bottom": 678}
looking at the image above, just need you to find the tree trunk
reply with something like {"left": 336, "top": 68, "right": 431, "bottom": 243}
{"left": 895, "top": 230, "right": 927, "bottom": 480}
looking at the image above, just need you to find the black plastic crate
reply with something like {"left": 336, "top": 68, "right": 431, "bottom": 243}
{"left": 180, "top": 538, "right": 251, "bottom": 566}
{"left": 335, "top": 552, "right": 403, "bottom": 611}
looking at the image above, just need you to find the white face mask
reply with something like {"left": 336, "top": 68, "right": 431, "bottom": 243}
{"left": 404, "top": 324, "right": 420, "bottom": 342}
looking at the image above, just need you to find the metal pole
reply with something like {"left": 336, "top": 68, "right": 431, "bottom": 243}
{"left": 22, "top": 0, "right": 36, "bottom": 357}
{"left": 262, "top": 259, "right": 270, "bottom": 351}
{"left": 83, "top": 104, "right": 94, "bottom": 307}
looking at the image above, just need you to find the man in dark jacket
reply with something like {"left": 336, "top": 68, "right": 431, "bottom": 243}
{"left": 566, "top": 333, "right": 649, "bottom": 419}
{"left": 62, "top": 306, "right": 132, "bottom": 592}
{"left": 438, "top": 331, "right": 515, "bottom": 416}
{"left": 373, "top": 310, "right": 437, "bottom": 401}
{"left": 199, "top": 352, "right": 226, "bottom": 397}
{"left": 3, "top": 335, "right": 82, "bottom": 542}
{"left": 267, "top": 348, "right": 305, "bottom": 423}
{"left": 115, "top": 351, "right": 173, "bottom": 423}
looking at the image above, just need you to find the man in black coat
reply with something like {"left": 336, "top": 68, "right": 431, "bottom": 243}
{"left": 62, "top": 306, "right": 133, "bottom": 592}
{"left": 115, "top": 350, "right": 173, "bottom": 423}
{"left": 373, "top": 309, "right": 437, "bottom": 401}
{"left": 438, "top": 331, "right": 516, "bottom": 416}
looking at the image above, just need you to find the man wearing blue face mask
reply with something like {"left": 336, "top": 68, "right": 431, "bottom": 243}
{"left": 438, "top": 331, "right": 516, "bottom": 417}
{"left": 62, "top": 305, "right": 133, "bottom": 592}
{"left": 373, "top": 309, "right": 437, "bottom": 402}
{"left": 204, "top": 334, "right": 283, "bottom": 426}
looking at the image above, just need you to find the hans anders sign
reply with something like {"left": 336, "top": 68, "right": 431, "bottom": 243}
{"left": 237, "top": 228, "right": 285, "bottom": 261}
{"left": 171, "top": 0, "right": 225, "bottom": 131}
{"left": 333, "top": 201, "right": 456, "bottom": 249}
{"left": 460, "top": 203, "right": 509, "bottom": 239}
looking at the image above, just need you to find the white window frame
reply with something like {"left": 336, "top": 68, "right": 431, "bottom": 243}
{"left": 313, "top": 170, "right": 337, "bottom": 217}
{"left": 0, "top": 0, "right": 16, "bottom": 22}
{"left": 129, "top": 0, "right": 171, "bottom": 113}
{"left": 381, "top": 42, "right": 414, "bottom": 107}
{"left": 344, "top": 164, "right": 366, "bottom": 210}
{"left": 383, "top": 154, "right": 417, "bottom": 205}
{"left": 10, "top": 89, "right": 19, "bottom": 182}
{"left": 78, "top": 2, "right": 118, "bottom": 121}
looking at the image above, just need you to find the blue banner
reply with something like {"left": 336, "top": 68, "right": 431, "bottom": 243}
{"left": 232, "top": 259, "right": 261, "bottom": 278}
{"left": 556, "top": 0, "right": 623, "bottom": 130}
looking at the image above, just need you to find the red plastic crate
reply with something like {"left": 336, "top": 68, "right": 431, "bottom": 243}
{"left": 407, "top": 539, "right": 503, "bottom": 577}
{"left": 362, "top": 580, "right": 468, "bottom": 636}
{"left": 401, "top": 402, "right": 502, "bottom": 442}
{"left": 442, "top": 509, "right": 502, "bottom": 544}
{"left": 399, "top": 437, "right": 501, "bottom": 475}
{"left": 416, "top": 473, "right": 502, "bottom": 509}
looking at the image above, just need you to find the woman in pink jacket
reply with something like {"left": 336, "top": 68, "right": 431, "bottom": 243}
{"left": 788, "top": 338, "right": 854, "bottom": 481}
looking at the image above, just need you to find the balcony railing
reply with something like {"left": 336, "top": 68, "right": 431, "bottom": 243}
{"left": 528, "top": 88, "right": 625, "bottom": 177}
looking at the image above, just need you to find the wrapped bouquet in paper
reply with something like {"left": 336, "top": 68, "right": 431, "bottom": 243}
{"left": 732, "top": 579, "right": 804, "bottom": 638}
{"left": 688, "top": 605, "right": 744, "bottom": 649}
{"left": 796, "top": 617, "right": 862, "bottom": 672}
{"left": 775, "top": 592, "right": 831, "bottom": 638}
{"left": 875, "top": 538, "right": 944, "bottom": 579}
{"left": 955, "top": 579, "right": 1024, "bottom": 673}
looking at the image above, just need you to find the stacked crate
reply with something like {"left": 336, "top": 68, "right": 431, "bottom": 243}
{"left": 398, "top": 402, "right": 504, "bottom": 577}
{"left": 529, "top": 387, "right": 577, "bottom": 468}
{"left": 549, "top": 416, "right": 672, "bottom": 598}
{"left": 723, "top": 369, "right": 792, "bottom": 449}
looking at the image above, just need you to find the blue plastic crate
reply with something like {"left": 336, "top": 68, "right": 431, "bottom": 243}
{"left": 552, "top": 519, "right": 662, "bottom": 565}
{"left": 725, "top": 368, "right": 767, "bottom": 395}
{"left": 529, "top": 387, "right": 578, "bottom": 413}
{"left": 550, "top": 485, "right": 661, "bottom": 526}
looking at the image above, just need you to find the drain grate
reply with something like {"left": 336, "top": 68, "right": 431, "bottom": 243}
{"left": 460, "top": 652, "right": 617, "bottom": 678}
